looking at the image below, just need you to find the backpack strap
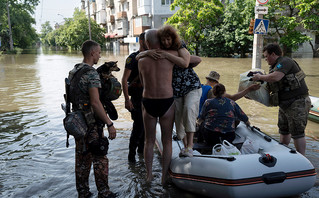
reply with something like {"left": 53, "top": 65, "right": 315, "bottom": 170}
{"left": 65, "top": 65, "right": 95, "bottom": 148}
{"left": 69, "top": 65, "right": 95, "bottom": 107}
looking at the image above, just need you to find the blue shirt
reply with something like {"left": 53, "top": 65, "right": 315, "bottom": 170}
{"left": 199, "top": 97, "right": 248, "bottom": 133}
{"left": 198, "top": 84, "right": 213, "bottom": 116}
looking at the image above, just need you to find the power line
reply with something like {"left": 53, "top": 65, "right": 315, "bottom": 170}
{"left": 40, "top": 0, "right": 44, "bottom": 25}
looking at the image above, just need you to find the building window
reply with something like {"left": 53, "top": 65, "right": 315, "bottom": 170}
{"left": 161, "top": 0, "right": 174, "bottom": 5}
{"left": 135, "top": 18, "right": 141, "bottom": 27}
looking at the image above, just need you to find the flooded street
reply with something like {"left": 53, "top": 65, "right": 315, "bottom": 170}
{"left": 0, "top": 51, "right": 318, "bottom": 197}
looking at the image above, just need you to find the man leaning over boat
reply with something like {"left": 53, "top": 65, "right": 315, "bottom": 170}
{"left": 252, "top": 43, "right": 311, "bottom": 155}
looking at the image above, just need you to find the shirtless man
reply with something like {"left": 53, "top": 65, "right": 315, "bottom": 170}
{"left": 138, "top": 29, "right": 188, "bottom": 185}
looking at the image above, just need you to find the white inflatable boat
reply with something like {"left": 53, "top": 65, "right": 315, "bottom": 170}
{"left": 155, "top": 122, "right": 316, "bottom": 198}
{"left": 309, "top": 95, "right": 319, "bottom": 123}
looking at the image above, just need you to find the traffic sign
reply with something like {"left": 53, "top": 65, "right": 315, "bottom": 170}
{"left": 257, "top": 0, "right": 269, "bottom": 5}
{"left": 255, "top": 6, "right": 268, "bottom": 14}
{"left": 253, "top": 19, "right": 269, "bottom": 34}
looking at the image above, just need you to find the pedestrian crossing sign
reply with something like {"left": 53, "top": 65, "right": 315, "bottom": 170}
{"left": 253, "top": 19, "right": 269, "bottom": 35}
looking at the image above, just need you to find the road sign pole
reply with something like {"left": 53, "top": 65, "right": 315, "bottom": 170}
{"left": 252, "top": 27, "right": 263, "bottom": 69}
{"left": 252, "top": 0, "right": 264, "bottom": 69}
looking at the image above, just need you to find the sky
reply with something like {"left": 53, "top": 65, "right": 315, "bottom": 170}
{"left": 34, "top": 0, "right": 82, "bottom": 32}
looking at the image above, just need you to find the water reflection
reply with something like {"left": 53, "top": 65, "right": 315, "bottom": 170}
{"left": 0, "top": 52, "right": 318, "bottom": 197}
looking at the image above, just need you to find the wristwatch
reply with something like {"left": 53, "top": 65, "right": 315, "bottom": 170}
{"left": 106, "top": 122, "right": 113, "bottom": 128}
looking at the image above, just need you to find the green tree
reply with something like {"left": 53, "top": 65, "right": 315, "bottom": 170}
{"left": 46, "top": 31, "right": 58, "bottom": 47}
{"left": 0, "top": 0, "right": 40, "bottom": 51}
{"left": 296, "top": 0, "right": 319, "bottom": 57}
{"left": 222, "top": 0, "right": 255, "bottom": 57}
{"left": 40, "top": 21, "right": 53, "bottom": 46}
{"left": 167, "top": 0, "right": 224, "bottom": 55}
{"left": 267, "top": 0, "right": 319, "bottom": 56}
{"left": 43, "top": 8, "right": 106, "bottom": 50}
{"left": 202, "top": 0, "right": 255, "bottom": 57}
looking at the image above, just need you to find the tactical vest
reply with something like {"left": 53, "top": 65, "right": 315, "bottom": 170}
{"left": 267, "top": 61, "right": 306, "bottom": 106}
{"left": 69, "top": 64, "right": 96, "bottom": 125}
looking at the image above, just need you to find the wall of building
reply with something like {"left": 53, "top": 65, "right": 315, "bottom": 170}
{"left": 89, "top": 0, "right": 176, "bottom": 53}
{"left": 294, "top": 32, "right": 317, "bottom": 55}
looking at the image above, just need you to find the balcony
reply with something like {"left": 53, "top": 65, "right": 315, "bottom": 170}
{"left": 107, "top": 0, "right": 114, "bottom": 8}
{"left": 97, "top": 10, "right": 107, "bottom": 25}
{"left": 117, "top": 11, "right": 127, "bottom": 19}
{"left": 133, "top": 16, "right": 151, "bottom": 35}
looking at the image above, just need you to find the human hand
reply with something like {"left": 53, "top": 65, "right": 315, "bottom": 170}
{"left": 108, "top": 126, "right": 116, "bottom": 140}
{"left": 196, "top": 118, "right": 203, "bottom": 126}
{"left": 147, "top": 49, "right": 162, "bottom": 60}
{"left": 249, "top": 83, "right": 261, "bottom": 91}
{"left": 154, "top": 50, "right": 169, "bottom": 59}
{"left": 251, "top": 73, "right": 262, "bottom": 81}
{"left": 125, "top": 99, "right": 134, "bottom": 111}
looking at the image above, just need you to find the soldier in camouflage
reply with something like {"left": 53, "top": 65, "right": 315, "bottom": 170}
{"left": 252, "top": 43, "right": 311, "bottom": 155}
{"left": 68, "top": 40, "right": 117, "bottom": 198}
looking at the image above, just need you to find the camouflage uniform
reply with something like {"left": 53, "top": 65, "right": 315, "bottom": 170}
{"left": 278, "top": 96, "right": 311, "bottom": 139}
{"left": 69, "top": 63, "right": 111, "bottom": 198}
{"left": 267, "top": 57, "right": 310, "bottom": 139}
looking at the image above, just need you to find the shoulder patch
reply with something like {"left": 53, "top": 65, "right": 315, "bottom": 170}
{"left": 126, "top": 57, "right": 132, "bottom": 64}
{"left": 276, "top": 64, "right": 282, "bottom": 69}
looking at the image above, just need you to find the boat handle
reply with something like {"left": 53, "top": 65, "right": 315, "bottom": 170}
{"left": 262, "top": 172, "right": 286, "bottom": 184}
{"left": 250, "top": 126, "right": 272, "bottom": 142}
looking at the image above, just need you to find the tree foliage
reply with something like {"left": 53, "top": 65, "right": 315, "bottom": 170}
{"left": 0, "top": 0, "right": 40, "bottom": 51}
{"left": 41, "top": 8, "right": 107, "bottom": 50}
{"left": 168, "top": 0, "right": 318, "bottom": 57}
{"left": 202, "top": 0, "right": 255, "bottom": 57}
{"left": 167, "top": 0, "right": 224, "bottom": 55}
{"left": 267, "top": 0, "right": 319, "bottom": 56}
{"left": 267, "top": 0, "right": 310, "bottom": 54}
{"left": 40, "top": 21, "right": 53, "bottom": 46}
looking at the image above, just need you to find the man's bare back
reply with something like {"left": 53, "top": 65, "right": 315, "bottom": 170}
{"left": 139, "top": 50, "right": 178, "bottom": 99}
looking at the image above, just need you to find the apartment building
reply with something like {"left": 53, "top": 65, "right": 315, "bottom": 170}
{"left": 83, "top": 0, "right": 178, "bottom": 53}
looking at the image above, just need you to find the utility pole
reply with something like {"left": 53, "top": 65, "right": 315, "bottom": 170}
{"left": 7, "top": 2, "right": 14, "bottom": 51}
{"left": 251, "top": 0, "right": 269, "bottom": 69}
{"left": 87, "top": 0, "right": 92, "bottom": 40}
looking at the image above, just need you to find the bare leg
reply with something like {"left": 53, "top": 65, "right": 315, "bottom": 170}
{"left": 182, "top": 137, "right": 187, "bottom": 148}
{"left": 280, "top": 134, "right": 291, "bottom": 145}
{"left": 142, "top": 106, "right": 157, "bottom": 183}
{"left": 293, "top": 137, "right": 306, "bottom": 155}
{"left": 159, "top": 104, "right": 174, "bottom": 185}
{"left": 186, "top": 132, "right": 194, "bottom": 149}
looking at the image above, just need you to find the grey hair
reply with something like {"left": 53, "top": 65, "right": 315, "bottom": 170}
{"left": 145, "top": 29, "right": 159, "bottom": 46}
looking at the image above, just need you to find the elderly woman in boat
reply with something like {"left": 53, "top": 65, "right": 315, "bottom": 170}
{"left": 198, "top": 83, "right": 250, "bottom": 146}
